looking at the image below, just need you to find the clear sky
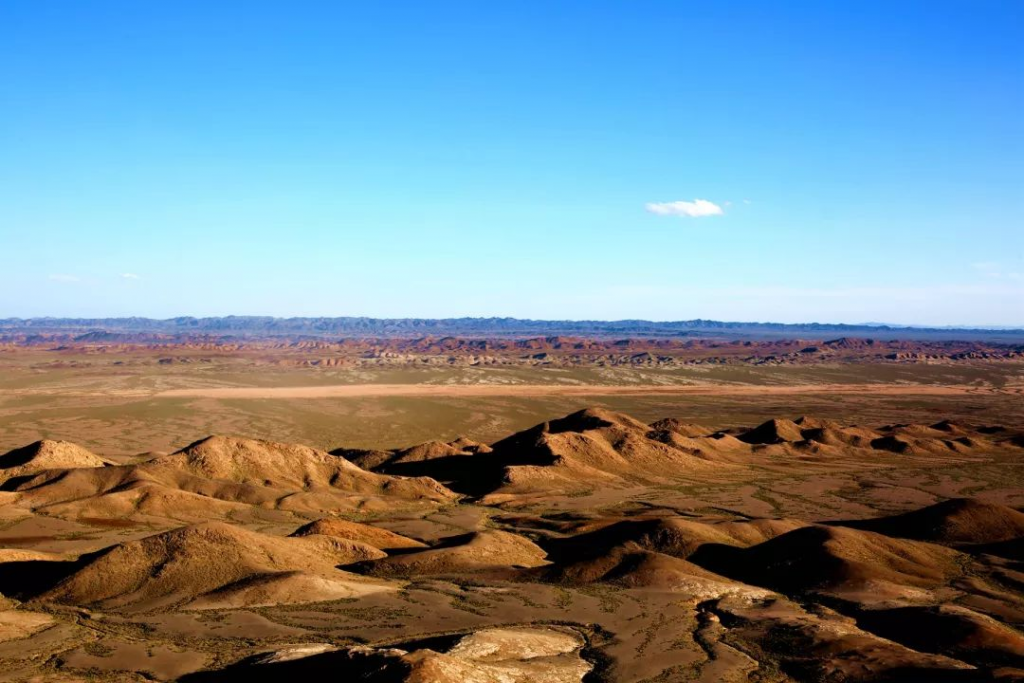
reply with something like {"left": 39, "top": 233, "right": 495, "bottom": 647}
{"left": 2, "top": 1, "right": 1022, "bottom": 325}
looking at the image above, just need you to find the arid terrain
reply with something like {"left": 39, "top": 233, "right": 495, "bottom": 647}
{"left": 0, "top": 337, "right": 1022, "bottom": 681}
{"left": 3, "top": 333, "right": 1024, "bottom": 456}
{"left": 7, "top": 0, "right": 1023, "bottom": 672}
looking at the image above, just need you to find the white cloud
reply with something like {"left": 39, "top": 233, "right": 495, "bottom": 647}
{"left": 742, "top": 199, "right": 752, "bottom": 204}
{"left": 48, "top": 274, "right": 80, "bottom": 283}
{"left": 121, "top": 273, "right": 141, "bottom": 280}
{"left": 645, "top": 198, "right": 724, "bottom": 218}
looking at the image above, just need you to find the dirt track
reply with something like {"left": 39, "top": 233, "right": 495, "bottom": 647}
{"left": 150, "top": 382, "right": 1021, "bottom": 399}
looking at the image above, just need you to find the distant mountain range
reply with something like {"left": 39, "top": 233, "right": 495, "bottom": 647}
{"left": 2, "top": 317, "right": 1023, "bottom": 341}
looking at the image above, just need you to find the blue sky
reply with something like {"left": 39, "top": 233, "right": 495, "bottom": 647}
{"left": 1, "top": 1, "right": 1022, "bottom": 325}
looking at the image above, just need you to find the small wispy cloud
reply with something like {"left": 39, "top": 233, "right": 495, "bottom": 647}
{"left": 973, "top": 262, "right": 1022, "bottom": 281}
{"left": 645, "top": 198, "right": 724, "bottom": 218}
{"left": 48, "top": 274, "right": 80, "bottom": 283}
{"left": 742, "top": 199, "right": 752, "bottom": 205}
{"left": 121, "top": 273, "right": 141, "bottom": 280}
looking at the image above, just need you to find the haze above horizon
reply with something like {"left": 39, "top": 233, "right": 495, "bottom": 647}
{"left": 2, "top": 1, "right": 1022, "bottom": 325}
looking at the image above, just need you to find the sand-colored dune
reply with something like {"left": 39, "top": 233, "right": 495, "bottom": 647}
{"left": 544, "top": 543, "right": 773, "bottom": 601}
{"left": 352, "top": 530, "right": 550, "bottom": 577}
{"left": 35, "top": 480, "right": 258, "bottom": 524}
{"left": 186, "top": 569, "right": 391, "bottom": 611}
{"left": 290, "top": 517, "right": 427, "bottom": 550}
{"left": 838, "top": 498, "right": 1024, "bottom": 545}
{"left": 541, "top": 516, "right": 806, "bottom": 598}
{"left": 646, "top": 417, "right": 715, "bottom": 438}
{"left": 372, "top": 408, "right": 744, "bottom": 497}
{"left": 350, "top": 409, "right": 1022, "bottom": 501}
{"left": 17, "top": 522, "right": 392, "bottom": 610}
{"left": 154, "top": 435, "right": 456, "bottom": 501}
{"left": 0, "top": 439, "right": 110, "bottom": 483}
{"left": 337, "top": 437, "right": 492, "bottom": 472}
{"left": 691, "top": 524, "right": 965, "bottom": 596}
{"left": 1, "top": 408, "right": 1022, "bottom": 680}
{"left": 1, "top": 435, "right": 458, "bottom": 525}
{"left": 545, "top": 515, "right": 808, "bottom": 564}
{"left": 738, "top": 418, "right": 807, "bottom": 444}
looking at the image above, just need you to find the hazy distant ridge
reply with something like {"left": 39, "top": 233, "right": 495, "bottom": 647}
{"left": 2, "top": 317, "right": 1023, "bottom": 341}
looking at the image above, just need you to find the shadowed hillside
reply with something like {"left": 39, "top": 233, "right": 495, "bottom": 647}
{"left": 0, "top": 408, "right": 1022, "bottom": 681}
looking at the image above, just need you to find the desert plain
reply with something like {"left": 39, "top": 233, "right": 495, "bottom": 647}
{"left": 0, "top": 334, "right": 1023, "bottom": 681}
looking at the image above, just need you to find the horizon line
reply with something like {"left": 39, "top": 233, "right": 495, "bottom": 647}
{"left": 2, "top": 315, "right": 1023, "bottom": 333}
